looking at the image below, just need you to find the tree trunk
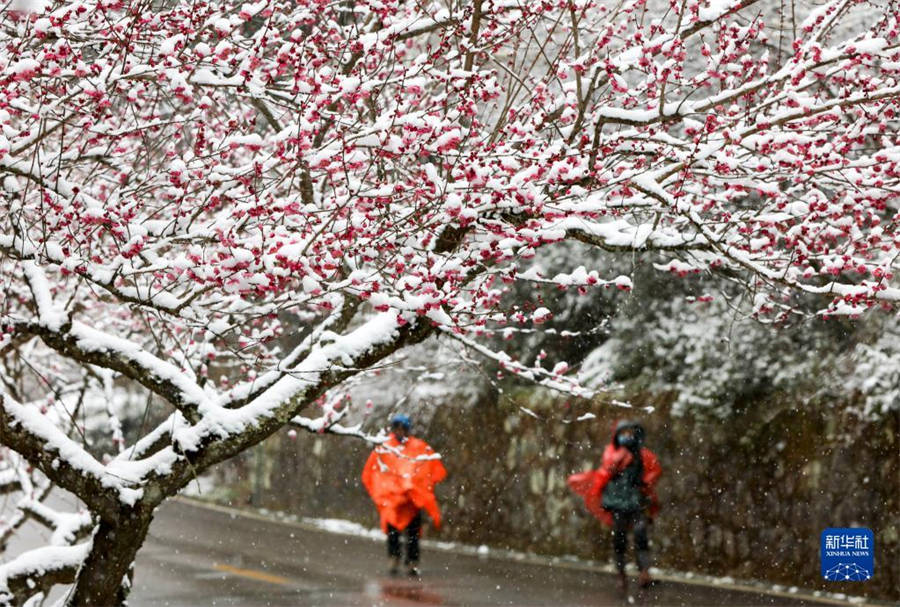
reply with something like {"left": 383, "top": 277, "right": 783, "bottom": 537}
{"left": 67, "top": 509, "right": 154, "bottom": 606}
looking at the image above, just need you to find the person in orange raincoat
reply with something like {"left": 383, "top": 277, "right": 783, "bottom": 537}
{"left": 567, "top": 420, "right": 662, "bottom": 592}
{"left": 362, "top": 414, "right": 447, "bottom": 576}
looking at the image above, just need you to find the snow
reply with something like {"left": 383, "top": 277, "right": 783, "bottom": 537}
{"left": 302, "top": 518, "right": 383, "bottom": 540}
{"left": 559, "top": 216, "right": 703, "bottom": 250}
{"left": 158, "top": 34, "right": 184, "bottom": 56}
{"left": 164, "top": 312, "right": 406, "bottom": 456}
{"left": 697, "top": 0, "right": 742, "bottom": 22}
{"left": 531, "top": 307, "right": 551, "bottom": 323}
{"left": 68, "top": 322, "right": 209, "bottom": 407}
{"left": 1, "top": 394, "right": 143, "bottom": 504}
{"left": 190, "top": 69, "right": 244, "bottom": 87}
{"left": 8, "top": 0, "right": 46, "bottom": 13}
{"left": 8, "top": 59, "right": 40, "bottom": 78}
{"left": 21, "top": 262, "right": 67, "bottom": 332}
{"left": 0, "top": 543, "right": 89, "bottom": 585}
{"left": 32, "top": 18, "right": 52, "bottom": 33}
{"left": 224, "top": 134, "right": 264, "bottom": 149}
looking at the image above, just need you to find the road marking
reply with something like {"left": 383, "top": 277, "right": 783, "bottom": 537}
{"left": 212, "top": 563, "right": 291, "bottom": 586}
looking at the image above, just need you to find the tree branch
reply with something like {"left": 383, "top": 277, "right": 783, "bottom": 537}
{"left": 0, "top": 394, "right": 137, "bottom": 520}
{"left": 11, "top": 321, "right": 205, "bottom": 423}
{"left": 152, "top": 313, "right": 435, "bottom": 499}
{"left": 0, "top": 543, "right": 89, "bottom": 607}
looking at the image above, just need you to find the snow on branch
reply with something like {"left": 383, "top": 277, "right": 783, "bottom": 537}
{"left": 438, "top": 325, "right": 595, "bottom": 399}
{"left": 0, "top": 543, "right": 90, "bottom": 606}
{"left": 0, "top": 394, "right": 141, "bottom": 516}
{"left": 0, "top": 470, "right": 19, "bottom": 495}
{"left": 561, "top": 217, "right": 708, "bottom": 253}
{"left": 9, "top": 321, "right": 209, "bottom": 423}
{"left": 218, "top": 296, "right": 361, "bottom": 410}
{"left": 17, "top": 500, "right": 93, "bottom": 547}
{"left": 0, "top": 235, "right": 186, "bottom": 314}
{"left": 142, "top": 313, "right": 436, "bottom": 495}
{"left": 291, "top": 407, "right": 389, "bottom": 445}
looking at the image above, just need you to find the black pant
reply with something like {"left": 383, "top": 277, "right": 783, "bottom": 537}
{"left": 612, "top": 510, "right": 650, "bottom": 573}
{"left": 387, "top": 511, "right": 421, "bottom": 563}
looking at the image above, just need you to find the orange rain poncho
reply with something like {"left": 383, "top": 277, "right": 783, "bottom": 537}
{"left": 361, "top": 433, "right": 447, "bottom": 532}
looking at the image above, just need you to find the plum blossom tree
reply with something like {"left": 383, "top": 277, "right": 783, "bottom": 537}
{"left": 0, "top": 0, "right": 899, "bottom": 602}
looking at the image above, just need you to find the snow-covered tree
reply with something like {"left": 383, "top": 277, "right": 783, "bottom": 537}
{"left": 1, "top": 0, "right": 898, "bottom": 602}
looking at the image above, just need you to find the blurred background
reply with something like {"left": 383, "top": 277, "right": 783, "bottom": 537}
{"left": 187, "top": 244, "right": 899, "bottom": 602}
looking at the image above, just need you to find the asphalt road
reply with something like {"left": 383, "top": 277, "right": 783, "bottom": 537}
{"left": 127, "top": 499, "right": 841, "bottom": 607}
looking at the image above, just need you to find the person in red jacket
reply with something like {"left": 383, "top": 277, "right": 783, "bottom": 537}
{"left": 568, "top": 420, "right": 662, "bottom": 592}
{"left": 361, "top": 414, "right": 447, "bottom": 576}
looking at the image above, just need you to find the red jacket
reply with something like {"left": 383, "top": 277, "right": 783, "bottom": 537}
{"left": 362, "top": 434, "right": 447, "bottom": 532}
{"left": 567, "top": 427, "right": 661, "bottom": 527}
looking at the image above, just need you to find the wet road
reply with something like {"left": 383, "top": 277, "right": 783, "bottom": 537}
{"left": 129, "top": 499, "right": 841, "bottom": 607}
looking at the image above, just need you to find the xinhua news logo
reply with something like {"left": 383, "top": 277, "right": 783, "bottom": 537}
{"left": 820, "top": 528, "right": 874, "bottom": 581}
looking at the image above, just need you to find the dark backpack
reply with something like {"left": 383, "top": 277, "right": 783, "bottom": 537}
{"left": 601, "top": 457, "right": 645, "bottom": 513}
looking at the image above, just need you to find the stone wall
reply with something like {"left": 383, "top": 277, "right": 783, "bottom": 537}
{"left": 218, "top": 393, "right": 899, "bottom": 601}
